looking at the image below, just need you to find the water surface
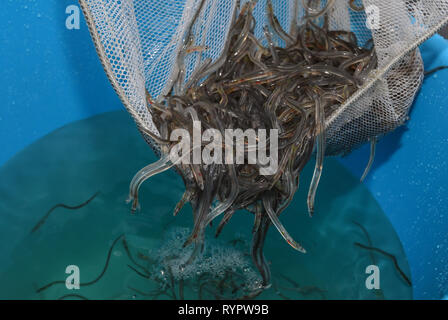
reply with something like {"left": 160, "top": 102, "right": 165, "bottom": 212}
{"left": 0, "top": 111, "right": 412, "bottom": 299}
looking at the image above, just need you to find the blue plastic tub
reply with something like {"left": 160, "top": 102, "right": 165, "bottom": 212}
{"left": 1, "top": 0, "right": 447, "bottom": 299}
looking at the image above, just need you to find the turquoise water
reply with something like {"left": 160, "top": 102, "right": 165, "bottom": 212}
{"left": 0, "top": 111, "right": 412, "bottom": 300}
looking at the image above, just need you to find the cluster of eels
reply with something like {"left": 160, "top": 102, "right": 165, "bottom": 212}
{"left": 126, "top": 0, "right": 378, "bottom": 288}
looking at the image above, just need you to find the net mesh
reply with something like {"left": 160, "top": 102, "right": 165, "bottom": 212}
{"left": 79, "top": 0, "right": 448, "bottom": 155}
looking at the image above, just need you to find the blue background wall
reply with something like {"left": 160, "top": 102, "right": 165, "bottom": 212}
{"left": 0, "top": 0, "right": 122, "bottom": 166}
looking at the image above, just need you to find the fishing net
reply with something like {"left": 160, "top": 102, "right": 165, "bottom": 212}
{"left": 79, "top": 0, "right": 448, "bottom": 155}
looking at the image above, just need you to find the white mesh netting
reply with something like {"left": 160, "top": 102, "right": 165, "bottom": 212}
{"left": 79, "top": 0, "right": 448, "bottom": 155}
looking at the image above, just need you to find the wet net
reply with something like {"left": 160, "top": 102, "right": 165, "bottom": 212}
{"left": 79, "top": 0, "right": 448, "bottom": 155}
